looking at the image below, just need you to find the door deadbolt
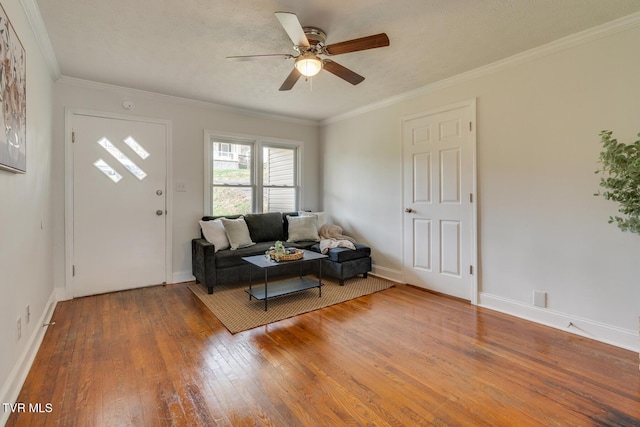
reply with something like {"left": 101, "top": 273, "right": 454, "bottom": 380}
{"left": 156, "top": 210, "right": 164, "bottom": 216}
{"left": 405, "top": 208, "right": 414, "bottom": 213}
{"left": 156, "top": 190, "right": 163, "bottom": 196}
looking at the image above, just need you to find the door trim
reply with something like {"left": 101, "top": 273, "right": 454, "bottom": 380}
{"left": 400, "top": 98, "right": 478, "bottom": 305}
{"left": 64, "top": 108, "right": 173, "bottom": 298}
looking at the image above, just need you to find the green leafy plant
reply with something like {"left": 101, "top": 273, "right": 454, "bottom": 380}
{"left": 272, "top": 241, "right": 286, "bottom": 261}
{"left": 594, "top": 130, "right": 640, "bottom": 234}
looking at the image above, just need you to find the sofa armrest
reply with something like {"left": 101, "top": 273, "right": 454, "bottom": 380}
{"left": 191, "top": 238, "right": 217, "bottom": 293}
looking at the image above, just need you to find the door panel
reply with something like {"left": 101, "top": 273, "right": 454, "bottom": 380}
{"left": 413, "top": 153, "right": 431, "bottom": 203}
{"left": 440, "top": 220, "right": 461, "bottom": 277}
{"left": 413, "top": 218, "right": 432, "bottom": 271}
{"left": 71, "top": 113, "right": 168, "bottom": 297}
{"left": 440, "top": 148, "right": 460, "bottom": 203}
{"left": 402, "top": 102, "right": 476, "bottom": 301}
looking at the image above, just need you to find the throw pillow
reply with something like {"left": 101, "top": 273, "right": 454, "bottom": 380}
{"left": 244, "top": 212, "right": 285, "bottom": 242}
{"left": 299, "top": 211, "right": 327, "bottom": 231}
{"left": 199, "top": 219, "right": 230, "bottom": 252}
{"left": 286, "top": 215, "right": 320, "bottom": 242}
{"left": 220, "top": 216, "right": 256, "bottom": 250}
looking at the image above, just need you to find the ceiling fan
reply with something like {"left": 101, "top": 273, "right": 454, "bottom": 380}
{"left": 226, "top": 12, "right": 390, "bottom": 91}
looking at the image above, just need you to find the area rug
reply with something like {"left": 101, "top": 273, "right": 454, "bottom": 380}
{"left": 188, "top": 276, "right": 394, "bottom": 334}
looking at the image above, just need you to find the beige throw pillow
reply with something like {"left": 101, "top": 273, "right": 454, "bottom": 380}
{"left": 299, "top": 211, "right": 327, "bottom": 231}
{"left": 220, "top": 216, "right": 256, "bottom": 250}
{"left": 199, "top": 219, "right": 230, "bottom": 252}
{"left": 287, "top": 215, "right": 320, "bottom": 242}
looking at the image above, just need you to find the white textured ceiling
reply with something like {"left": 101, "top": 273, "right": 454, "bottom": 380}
{"left": 36, "top": 0, "right": 640, "bottom": 122}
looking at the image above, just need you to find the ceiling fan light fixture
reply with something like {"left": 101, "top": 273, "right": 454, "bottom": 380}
{"left": 295, "top": 53, "right": 322, "bottom": 77}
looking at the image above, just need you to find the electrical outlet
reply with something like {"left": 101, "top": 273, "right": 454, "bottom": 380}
{"left": 533, "top": 290, "right": 547, "bottom": 308}
{"left": 26, "top": 305, "right": 31, "bottom": 324}
{"left": 16, "top": 317, "right": 21, "bottom": 341}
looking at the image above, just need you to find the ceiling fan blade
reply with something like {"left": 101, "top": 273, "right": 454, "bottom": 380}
{"left": 325, "top": 33, "right": 389, "bottom": 55}
{"left": 322, "top": 60, "right": 365, "bottom": 85}
{"left": 279, "top": 68, "right": 302, "bottom": 91}
{"left": 275, "top": 12, "right": 310, "bottom": 47}
{"left": 227, "top": 54, "right": 293, "bottom": 61}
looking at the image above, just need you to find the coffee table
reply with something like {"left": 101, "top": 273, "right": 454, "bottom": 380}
{"left": 242, "top": 249, "right": 328, "bottom": 311}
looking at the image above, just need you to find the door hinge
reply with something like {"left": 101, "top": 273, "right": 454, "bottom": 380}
{"left": 469, "top": 121, "right": 472, "bottom": 131}
{"left": 72, "top": 131, "right": 75, "bottom": 143}
{"left": 470, "top": 265, "right": 474, "bottom": 275}
{"left": 470, "top": 193, "right": 473, "bottom": 203}
{"left": 72, "top": 265, "right": 76, "bottom": 277}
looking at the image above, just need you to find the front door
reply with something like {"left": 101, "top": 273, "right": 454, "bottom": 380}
{"left": 402, "top": 101, "right": 477, "bottom": 301}
{"left": 70, "top": 112, "right": 170, "bottom": 297}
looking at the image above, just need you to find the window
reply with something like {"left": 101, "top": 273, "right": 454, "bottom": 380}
{"left": 210, "top": 140, "right": 253, "bottom": 215}
{"left": 205, "top": 132, "right": 301, "bottom": 215}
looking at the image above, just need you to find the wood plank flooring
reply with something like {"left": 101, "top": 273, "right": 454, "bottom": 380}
{"left": 7, "top": 282, "right": 640, "bottom": 426}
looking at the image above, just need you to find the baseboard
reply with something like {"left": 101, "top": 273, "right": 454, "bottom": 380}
{"left": 371, "top": 265, "right": 404, "bottom": 284}
{"left": 172, "top": 270, "right": 195, "bottom": 284}
{"left": 0, "top": 290, "right": 58, "bottom": 426}
{"left": 478, "top": 292, "right": 638, "bottom": 352}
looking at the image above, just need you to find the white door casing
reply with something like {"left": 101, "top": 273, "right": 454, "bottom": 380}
{"left": 402, "top": 100, "right": 477, "bottom": 302}
{"left": 65, "top": 110, "right": 172, "bottom": 298}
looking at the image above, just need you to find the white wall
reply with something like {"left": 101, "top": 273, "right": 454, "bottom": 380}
{"left": 322, "top": 22, "right": 640, "bottom": 350}
{"left": 0, "top": 0, "right": 55, "bottom": 419}
{"left": 51, "top": 80, "right": 321, "bottom": 289}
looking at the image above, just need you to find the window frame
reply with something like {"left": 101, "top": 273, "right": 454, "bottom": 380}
{"left": 204, "top": 130, "right": 302, "bottom": 215}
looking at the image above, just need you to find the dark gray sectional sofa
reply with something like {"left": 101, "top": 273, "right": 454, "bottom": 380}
{"left": 191, "top": 212, "right": 372, "bottom": 294}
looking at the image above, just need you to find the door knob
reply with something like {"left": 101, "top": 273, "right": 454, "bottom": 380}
{"left": 405, "top": 208, "right": 414, "bottom": 213}
{"left": 156, "top": 210, "right": 164, "bottom": 216}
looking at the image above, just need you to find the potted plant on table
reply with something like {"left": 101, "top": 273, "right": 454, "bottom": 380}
{"left": 272, "top": 241, "right": 286, "bottom": 262}
{"left": 268, "top": 241, "right": 302, "bottom": 262}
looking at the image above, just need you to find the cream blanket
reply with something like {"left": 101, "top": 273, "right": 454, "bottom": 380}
{"left": 318, "top": 224, "right": 356, "bottom": 254}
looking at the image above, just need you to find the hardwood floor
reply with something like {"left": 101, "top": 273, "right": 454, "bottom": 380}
{"left": 7, "top": 282, "right": 640, "bottom": 426}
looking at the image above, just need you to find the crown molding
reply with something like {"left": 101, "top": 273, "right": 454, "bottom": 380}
{"left": 322, "top": 11, "right": 640, "bottom": 126}
{"left": 57, "top": 76, "right": 320, "bottom": 127}
{"left": 19, "top": 0, "right": 61, "bottom": 80}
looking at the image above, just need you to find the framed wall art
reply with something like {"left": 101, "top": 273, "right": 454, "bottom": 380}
{"left": 0, "top": 2, "right": 25, "bottom": 173}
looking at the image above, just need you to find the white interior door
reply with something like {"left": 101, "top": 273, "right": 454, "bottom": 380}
{"left": 402, "top": 101, "right": 477, "bottom": 301}
{"left": 71, "top": 112, "right": 169, "bottom": 297}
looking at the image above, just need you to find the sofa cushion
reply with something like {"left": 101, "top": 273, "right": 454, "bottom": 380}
{"left": 311, "top": 243, "right": 371, "bottom": 262}
{"left": 286, "top": 215, "right": 319, "bottom": 242}
{"left": 244, "top": 212, "right": 284, "bottom": 242}
{"left": 220, "top": 216, "right": 255, "bottom": 250}
{"left": 287, "top": 240, "right": 317, "bottom": 250}
{"left": 215, "top": 242, "right": 274, "bottom": 268}
{"left": 198, "top": 219, "right": 230, "bottom": 252}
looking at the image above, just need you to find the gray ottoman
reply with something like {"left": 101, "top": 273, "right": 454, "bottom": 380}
{"left": 312, "top": 243, "right": 372, "bottom": 285}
